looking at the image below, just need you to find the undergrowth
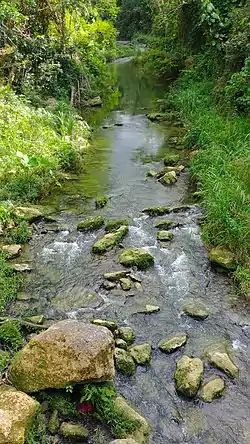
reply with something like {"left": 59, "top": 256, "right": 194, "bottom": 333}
{"left": 0, "top": 253, "right": 22, "bottom": 312}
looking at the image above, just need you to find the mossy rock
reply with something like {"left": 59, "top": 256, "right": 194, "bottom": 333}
{"left": 92, "top": 226, "right": 128, "bottom": 254}
{"left": 209, "top": 247, "right": 236, "bottom": 270}
{"left": 199, "top": 376, "right": 225, "bottom": 403}
{"left": 205, "top": 343, "right": 239, "bottom": 378}
{"left": 157, "top": 230, "right": 174, "bottom": 242}
{"left": 158, "top": 171, "right": 177, "bottom": 186}
{"left": 12, "top": 206, "right": 43, "bottom": 222}
{"left": 146, "top": 170, "right": 157, "bottom": 178}
{"left": 117, "top": 327, "right": 135, "bottom": 344}
{"left": 115, "top": 348, "right": 136, "bottom": 376}
{"left": 115, "top": 339, "right": 128, "bottom": 350}
{"left": 1, "top": 244, "right": 22, "bottom": 259}
{"left": 142, "top": 206, "right": 170, "bottom": 216}
{"left": 59, "top": 422, "right": 88, "bottom": 440}
{"left": 92, "top": 319, "right": 117, "bottom": 332}
{"left": 175, "top": 355, "right": 203, "bottom": 398}
{"left": 95, "top": 195, "right": 108, "bottom": 209}
{"left": 120, "top": 278, "right": 132, "bottom": 291}
{"left": 119, "top": 248, "right": 154, "bottom": 270}
{"left": 158, "top": 333, "right": 187, "bottom": 353}
{"left": 182, "top": 298, "right": 209, "bottom": 320}
{"left": 48, "top": 409, "right": 60, "bottom": 434}
{"left": 146, "top": 113, "right": 169, "bottom": 122}
{"left": 113, "top": 397, "right": 151, "bottom": 444}
{"left": 154, "top": 219, "right": 173, "bottom": 229}
{"left": 129, "top": 344, "right": 152, "bottom": 365}
{"left": 105, "top": 219, "right": 129, "bottom": 232}
{"left": 104, "top": 270, "right": 131, "bottom": 281}
{"left": 77, "top": 216, "right": 104, "bottom": 231}
{"left": 163, "top": 153, "right": 179, "bottom": 166}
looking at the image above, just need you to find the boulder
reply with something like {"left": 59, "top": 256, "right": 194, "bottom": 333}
{"left": 105, "top": 220, "right": 129, "bottom": 232}
{"left": 119, "top": 248, "right": 154, "bottom": 270}
{"left": 159, "top": 333, "right": 187, "bottom": 353}
{"left": 115, "top": 348, "right": 136, "bottom": 376}
{"left": 142, "top": 206, "right": 170, "bottom": 216}
{"left": 117, "top": 327, "right": 135, "bottom": 344}
{"left": 0, "top": 386, "right": 39, "bottom": 444}
{"left": 92, "top": 226, "right": 128, "bottom": 254}
{"left": 10, "top": 321, "right": 115, "bottom": 392}
{"left": 163, "top": 153, "right": 179, "bottom": 166}
{"left": 104, "top": 270, "right": 131, "bottom": 281}
{"left": 175, "top": 355, "right": 203, "bottom": 397}
{"left": 209, "top": 247, "right": 236, "bottom": 270}
{"left": 95, "top": 195, "right": 108, "bottom": 209}
{"left": 158, "top": 171, "right": 177, "bottom": 186}
{"left": 13, "top": 206, "right": 42, "bottom": 222}
{"left": 206, "top": 344, "right": 239, "bottom": 378}
{"left": 59, "top": 422, "right": 88, "bottom": 439}
{"left": 77, "top": 217, "right": 104, "bottom": 231}
{"left": 199, "top": 376, "right": 225, "bottom": 402}
{"left": 130, "top": 344, "right": 152, "bottom": 365}
{"left": 120, "top": 278, "right": 132, "bottom": 291}
{"left": 114, "top": 397, "right": 151, "bottom": 444}
{"left": 92, "top": 319, "right": 117, "bottom": 332}
{"left": 182, "top": 298, "right": 209, "bottom": 320}
{"left": 154, "top": 219, "right": 173, "bottom": 229}
{"left": 86, "top": 96, "right": 102, "bottom": 107}
{"left": 157, "top": 230, "right": 174, "bottom": 241}
{"left": 2, "top": 244, "right": 22, "bottom": 258}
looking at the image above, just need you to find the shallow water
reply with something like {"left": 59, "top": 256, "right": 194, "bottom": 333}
{"left": 13, "top": 59, "right": 250, "bottom": 443}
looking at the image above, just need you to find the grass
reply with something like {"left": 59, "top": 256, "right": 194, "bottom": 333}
{"left": 0, "top": 252, "right": 22, "bottom": 312}
{"left": 6, "top": 221, "right": 30, "bottom": 244}
{"left": 168, "top": 78, "right": 250, "bottom": 298}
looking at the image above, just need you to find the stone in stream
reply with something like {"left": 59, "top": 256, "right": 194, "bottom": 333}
{"left": 110, "top": 440, "right": 139, "bottom": 444}
{"left": 129, "top": 273, "right": 142, "bottom": 283}
{"left": 199, "top": 376, "right": 225, "bottom": 402}
{"left": 77, "top": 216, "right": 104, "bottom": 231}
{"left": 158, "top": 171, "right": 177, "bottom": 186}
{"left": 95, "top": 195, "right": 108, "bottom": 209}
{"left": 117, "top": 327, "right": 135, "bottom": 344}
{"left": 92, "top": 319, "right": 117, "bottom": 332}
{"left": 174, "top": 355, "right": 203, "bottom": 398}
{"left": 105, "top": 219, "right": 129, "bottom": 232}
{"left": 119, "top": 248, "right": 154, "bottom": 270}
{"left": 154, "top": 219, "right": 173, "bottom": 229}
{"left": 12, "top": 263, "right": 32, "bottom": 272}
{"left": 10, "top": 321, "right": 115, "bottom": 392}
{"left": 92, "top": 225, "right": 128, "bottom": 254}
{"left": 209, "top": 246, "right": 236, "bottom": 271}
{"left": 182, "top": 298, "right": 209, "bottom": 320}
{"left": 0, "top": 386, "right": 39, "bottom": 444}
{"left": 25, "top": 315, "right": 44, "bottom": 325}
{"left": 103, "top": 280, "right": 117, "bottom": 290}
{"left": 139, "top": 305, "right": 160, "bottom": 314}
{"left": 146, "top": 170, "right": 157, "bottom": 178}
{"left": 130, "top": 344, "right": 152, "bottom": 365}
{"left": 157, "top": 230, "right": 174, "bottom": 242}
{"left": 205, "top": 344, "right": 239, "bottom": 378}
{"left": 59, "top": 422, "right": 88, "bottom": 439}
{"left": 12, "top": 206, "right": 43, "bottom": 222}
{"left": 159, "top": 333, "right": 187, "bottom": 353}
{"left": 120, "top": 277, "right": 132, "bottom": 291}
{"left": 163, "top": 153, "right": 180, "bottom": 166}
{"left": 142, "top": 206, "right": 170, "bottom": 216}
{"left": 104, "top": 270, "right": 131, "bottom": 281}
{"left": 146, "top": 112, "right": 169, "bottom": 121}
{"left": 135, "top": 282, "right": 142, "bottom": 289}
{"left": 2, "top": 244, "right": 22, "bottom": 258}
{"left": 115, "top": 338, "right": 128, "bottom": 350}
{"left": 115, "top": 348, "right": 136, "bottom": 376}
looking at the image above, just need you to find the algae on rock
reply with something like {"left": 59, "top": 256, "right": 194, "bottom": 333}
{"left": 129, "top": 344, "right": 152, "bottom": 365}
{"left": 106, "top": 220, "right": 129, "bottom": 232}
{"left": 77, "top": 216, "right": 104, "bottom": 231}
{"left": 175, "top": 355, "right": 203, "bottom": 398}
{"left": 119, "top": 248, "right": 154, "bottom": 270}
{"left": 115, "top": 348, "right": 136, "bottom": 376}
{"left": 93, "top": 226, "right": 128, "bottom": 254}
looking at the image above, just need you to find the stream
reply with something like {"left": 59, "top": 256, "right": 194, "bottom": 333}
{"left": 12, "top": 58, "right": 250, "bottom": 443}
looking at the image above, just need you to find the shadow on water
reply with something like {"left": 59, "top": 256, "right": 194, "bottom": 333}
{"left": 12, "top": 58, "right": 250, "bottom": 443}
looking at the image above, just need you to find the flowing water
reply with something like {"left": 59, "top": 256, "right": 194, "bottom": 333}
{"left": 13, "top": 58, "right": 250, "bottom": 443}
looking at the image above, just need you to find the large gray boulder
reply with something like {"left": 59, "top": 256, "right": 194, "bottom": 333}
{"left": 10, "top": 321, "right": 115, "bottom": 393}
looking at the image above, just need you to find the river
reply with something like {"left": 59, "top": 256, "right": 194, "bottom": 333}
{"left": 13, "top": 58, "right": 250, "bottom": 443}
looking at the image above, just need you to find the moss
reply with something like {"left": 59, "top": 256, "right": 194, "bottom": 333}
{"left": 48, "top": 409, "right": 60, "bottom": 434}
{"left": 0, "top": 320, "right": 23, "bottom": 350}
{"left": 142, "top": 206, "right": 170, "bottom": 216}
{"left": 77, "top": 216, "right": 104, "bottom": 231}
{"left": 105, "top": 219, "right": 129, "bottom": 232}
{"left": 163, "top": 153, "right": 179, "bottom": 166}
{"left": 95, "top": 195, "right": 108, "bottom": 209}
{"left": 92, "top": 226, "right": 128, "bottom": 254}
{"left": 115, "top": 348, "right": 136, "bottom": 376}
{"left": 0, "top": 252, "right": 22, "bottom": 312}
{"left": 119, "top": 248, "right": 154, "bottom": 270}
{"left": 154, "top": 219, "right": 173, "bottom": 229}
{"left": 0, "top": 349, "right": 10, "bottom": 375}
{"left": 26, "top": 411, "right": 48, "bottom": 444}
{"left": 37, "top": 391, "right": 77, "bottom": 418}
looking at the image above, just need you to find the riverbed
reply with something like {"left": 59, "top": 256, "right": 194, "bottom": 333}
{"left": 12, "top": 58, "right": 250, "bottom": 443}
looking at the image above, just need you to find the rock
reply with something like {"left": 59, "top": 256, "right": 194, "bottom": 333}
{"left": 115, "top": 348, "right": 136, "bottom": 375}
{"left": 105, "top": 219, "right": 129, "bottom": 232}
{"left": 77, "top": 217, "right": 104, "bottom": 231}
{"left": 114, "top": 122, "right": 124, "bottom": 126}
{"left": 129, "top": 273, "right": 141, "bottom": 283}
{"left": 163, "top": 153, "right": 179, "bottom": 166}
{"left": 209, "top": 247, "right": 236, "bottom": 270}
{"left": 92, "top": 319, "right": 117, "bottom": 332}
{"left": 25, "top": 315, "right": 44, "bottom": 325}
{"left": 154, "top": 219, "right": 173, "bottom": 229}
{"left": 182, "top": 298, "right": 209, "bottom": 320}
{"left": 169, "top": 204, "right": 195, "bottom": 213}
{"left": 16, "top": 292, "right": 31, "bottom": 301}
{"left": 135, "top": 282, "right": 142, "bottom": 289}
{"left": 139, "top": 305, "right": 160, "bottom": 314}
{"left": 159, "top": 333, "right": 187, "bottom": 353}
{"left": 146, "top": 112, "right": 168, "bottom": 121}
{"left": 130, "top": 344, "right": 152, "bottom": 365}
{"left": 117, "top": 327, "right": 135, "bottom": 344}
{"left": 43, "top": 223, "right": 60, "bottom": 232}
{"left": 206, "top": 344, "right": 239, "bottom": 378}
{"left": 114, "top": 397, "right": 151, "bottom": 444}
{"left": 175, "top": 355, "right": 203, "bottom": 398}
{"left": 119, "top": 248, "right": 154, "bottom": 270}
{"left": 12, "top": 263, "right": 32, "bottom": 272}
{"left": 146, "top": 170, "right": 157, "bottom": 178}
{"left": 2, "top": 244, "right": 22, "bottom": 258}
{"left": 13, "top": 206, "right": 42, "bottom": 222}
{"left": 95, "top": 195, "right": 108, "bottom": 209}
{"left": 157, "top": 230, "right": 174, "bottom": 241}
{"left": 59, "top": 422, "right": 88, "bottom": 439}
{"left": 92, "top": 226, "right": 128, "bottom": 254}
{"left": 142, "top": 206, "right": 170, "bottom": 216}
{"left": 86, "top": 96, "right": 102, "bottom": 107}
{"left": 199, "top": 376, "right": 225, "bottom": 402}
{"left": 104, "top": 270, "right": 131, "bottom": 281}
{"left": 115, "top": 339, "right": 128, "bottom": 350}
{"left": 48, "top": 410, "right": 60, "bottom": 434}
{"left": 103, "top": 280, "right": 117, "bottom": 290}
{"left": 158, "top": 171, "right": 177, "bottom": 186}
{"left": 120, "top": 278, "right": 132, "bottom": 291}
{"left": 10, "top": 321, "right": 115, "bottom": 392}
{"left": 0, "top": 386, "right": 39, "bottom": 444}
{"left": 164, "top": 165, "right": 185, "bottom": 175}
{"left": 51, "top": 288, "right": 102, "bottom": 311}
{"left": 110, "top": 440, "right": 138, "bottom": 444}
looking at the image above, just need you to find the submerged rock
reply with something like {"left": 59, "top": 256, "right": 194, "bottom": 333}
{"left": 0, "top": 386, "right": 39, "bottom": 444}
{"left": 13, "top": 206, "right": 42, "bottom": 222}
{"left": 142, "top": 206, "right": 170, "bottom": 216}
{"left": 158, "top": 171, "right": 177, "bottom": 186}
{"left": 117, "top": 327, "right": 135, "bottom": 344}
{"left": 105, "top": 219, "right": 129, "bottom": 232}
{"left": 115, "top": 348, "right": 136, "bottom": 376}
{"left": 77, "top": 216, "right": 104, "bottom": 231}
{"left": 175, "top": 355, "right": 203, "bottom": 398}
{"left": 206, "top": 344, "right": 239, "bottom": 378}
{"left": 199, "top": 376, "right": 225, "bottom": 402}
{"left": 157, "top": 230, "right": 174, "bottom": 242}
{"left": 92, "top": 319, "right": 117, "bottom": 332}
{"left": 51, "top": 288, "right": 102, "bottom": 311}
{"left": 104, "top": 270, "right": 131, "bottom": 281}
{"left": 119, "top": 248, "right": 154, "bottom": 270}
{"left": 159, "top": 333, "right": 187, "bottom": 353}
{"left": 120, "top": 277, "right": 132, "bottom": 291}
{"left": 130, "top": 344, "right": 152, "bottom": 365}
{"left": 182, "top": 298, "right": 209, "bottom": 320}
{"left": 59, "top": 422, "right": 88, "bottom": 439}
{"left": 92, "top": 226, "right": 128, "bottom": 254}
{"left": 163, "top": 153, "right": 180, "bottom": 166}
{"left": 209, "top": 247, "right": 236, "bottom": 270}
{"left": 10, "top": 321, "right": 115, "bottom": 392}
{"left": 95, "top": 195, "right": 108, "bottom": 209}
{"left": 114, "top": 397, "right": 151, "bottom": 444}
{"left": 154, "top": 219, "right": 173, "bottom": 229}
{"left": 2, "top": 244, "right": 22, "bottom": 258}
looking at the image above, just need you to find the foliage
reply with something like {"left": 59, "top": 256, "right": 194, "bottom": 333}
{"left": 0, "top": 253, "right": 22, "bottom": 313}
{"left": 0, "top": 349, "right": 10, "bottom": 375}
{"left": 0, "top": 320, "right": 23, "bottom": 350}
{"left": 81, "top": 383, "right": 138, "bottom": 438}
{"left": 38, "top": 390, "right": 77, "bottom": 417}
{"left": 26, "top": 412, "right": 48, "bottom": 444}
{"left": 116, "top": 0, "right": 154, "bottom": 39}
{"left": 6, "top": 221, "right": 30, "bottom": 244}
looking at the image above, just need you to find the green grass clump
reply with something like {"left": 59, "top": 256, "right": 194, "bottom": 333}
{"left": 0, "top": 349, "right": 10, "bottom": 375}
{"left": 0, "top": 320, "right": 23, "bottom": 350}
{"left": 81, "top": 383, "right": 137, "bottom": 438}
{"left": 6, "top": 221, "right": 30, "bottom": 244}
{"left": 0, "top": 253, "right": 22, "bottom": 312}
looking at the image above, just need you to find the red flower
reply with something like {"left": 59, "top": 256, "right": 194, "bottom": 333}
{"left": 77, "top": 401, "right": 95, "bottom": 414}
